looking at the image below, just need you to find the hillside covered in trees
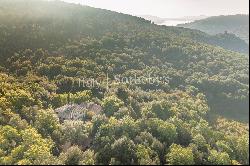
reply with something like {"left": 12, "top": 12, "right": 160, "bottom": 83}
{"left": 0, "top": 0, "right": 249, "bottom": 165}
{"left": 178, "top": 14, "right": 249, "bottom": 44}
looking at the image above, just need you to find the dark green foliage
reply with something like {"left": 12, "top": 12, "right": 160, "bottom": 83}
{"left": 0, "top": 0, "right": 248, "bottom": 165}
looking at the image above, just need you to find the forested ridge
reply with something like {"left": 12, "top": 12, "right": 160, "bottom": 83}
{"left": 178, "top": 14, "right": 249, "bottom": 44}
{"left": 0, "top": 0, "right": 249, "bottom": 165}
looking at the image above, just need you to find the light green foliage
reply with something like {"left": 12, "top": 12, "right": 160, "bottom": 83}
{"left": 59, "top": 146, "right": 84, "bottom": 165}
{"left": 208, "top": 150, "right": 231, "bottom": 165}
{"left": 34, "top": 109, "right": 60, "bottom": 137}
{"left": 0, "top": 126, "right": 21, "bottom": 152}
{"left": 235, "top": 135, "right": 249, "bottom": 165}
{"left": 79, "top": 150, "right": 96, "bottom": 165}
{"left": 0, "top": 0, "right": 248, "bottom": 165}
{"left": 166, "top": 144, "right": 195, "bottom": 165}
{"left": 216, "top": 140, "right": 233, "bottom": 157}
{"left": 52, "top": 91, "right": 91, "bottom": 107}
{"left": 0, "top": 126, "right": 54, "bottom": 165}
{"left": 136, "top": 144, "right": 160, "bottom": 165}
{"left": 144, "top": 118, "right": 177, "bottom": 145}
{"left": 192, "top": 134, "right": 207, "bottom": 150}
{"left": 71, "top": 91, "right": 92, "bottom": 104}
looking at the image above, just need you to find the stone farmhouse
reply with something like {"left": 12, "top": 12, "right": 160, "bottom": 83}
{"left": 55, "top": 102, "right": 102, "bottom": 121}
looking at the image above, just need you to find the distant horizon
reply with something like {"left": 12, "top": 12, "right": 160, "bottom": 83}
{"left": 60, "top": 0, "right": 249, "bottom": 19}
{"left": 137, "top": 14, "right": 249, "bottom": 19}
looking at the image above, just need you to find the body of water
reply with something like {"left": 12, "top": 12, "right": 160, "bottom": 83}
{"left": 158, "top": 20, "right": 192, "bottom": 26}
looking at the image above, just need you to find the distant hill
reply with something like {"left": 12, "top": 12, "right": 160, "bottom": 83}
{"left": 138, "top": 15, "right": 208, "bottom": 26}
{"left": 178, "top": 14, "right": 249, "bottom": 43}
{"left": 169, "top": 26, "right": 249, "bottom": 54}
{"left": 138, "top": 15, "right": 166, "bottom": 24}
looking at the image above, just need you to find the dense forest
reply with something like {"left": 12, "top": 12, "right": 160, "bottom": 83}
{"left": 0, "top": 0, "right": 249, "bottom": 165}
{"left": 178, "top": 14, "right": 249, "bottom": 44}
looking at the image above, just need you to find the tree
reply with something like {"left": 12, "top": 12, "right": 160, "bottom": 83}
{"left": 6, "top": 87, "right": 35, "bottom": 110}
{"left": 51, "top": 93, "right": 68, "bottom": 108}
{"left": 0, "top": 125, "right": 21, "bottom": 152}
{"left": 144, "top": 118, "right": 177, "bottom": 145}
{"left": 20, "top": 128, "right": 54, "bottom": 163}
{"left": 61, "top": 120, "right": 90, "bottom": 147}
{"left": 235, "top": 135, "right": 249, "bottom": 165}
{"left": 192, "top": 134, "right": 207, "bottom": 151}
{"left": 79, "top": 150, "right": 96, "bottom": 165}
{"left": 59, "top": 146, "right": 84, "bottom": 165}
{"left": 215, "top": 140, "right": 233, "bottom": 157}
{"left": 71, "top": 91, "right": 92, "bottom": 104}
{"left": 0, "top": 127, "right": 55, "bottom": 165}
{"left": 111, "top": 136, "right": 137, "bottom": 165}
{"left": 34, "top": 109, "right": 60, "bottom": 137}
{"left": 91, "top": 115, "right": 108, "bottom": 136}
{"left": 149, "top": 100, "right": 173, "bottom": 120}
{"left": 208, "top": 149, "right": 231, "bottom": 165}
{"left": 166, "top": 144, "right": 195, "bottom": 165}
{"left": 102, "top": 95, "right": 124, "bottom": 117}
{"left": 136, "top": 144, "right": 160, "bottom": 165}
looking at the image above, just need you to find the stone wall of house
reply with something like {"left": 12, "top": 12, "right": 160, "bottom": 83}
{"left": 55, "top": 102, "right": 102, "bottom": 121}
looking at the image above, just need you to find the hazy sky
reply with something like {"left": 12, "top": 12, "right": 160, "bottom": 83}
{"left": 62, "top": 0, "right": 249, "bottom": 18}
